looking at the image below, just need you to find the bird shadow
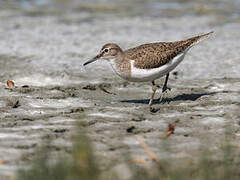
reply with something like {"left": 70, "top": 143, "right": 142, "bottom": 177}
{"left": 121, "top": 92, "right": 216, "bottom": 104}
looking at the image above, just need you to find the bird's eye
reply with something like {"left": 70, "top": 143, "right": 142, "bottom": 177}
{"left": 104, "top": 49, "right": 109, "bottom": 53}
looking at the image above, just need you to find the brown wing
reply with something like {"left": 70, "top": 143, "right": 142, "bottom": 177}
{"left": 125, "top": 32, "right": 213, "bottom": 69}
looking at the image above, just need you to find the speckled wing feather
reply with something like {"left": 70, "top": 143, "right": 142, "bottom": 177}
{"left": 125, "top": 32, "right": 213, "bottom": 69}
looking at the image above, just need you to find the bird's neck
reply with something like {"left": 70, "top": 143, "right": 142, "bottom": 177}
{"left": 109, "top": 52, "right": 131, "bottom": 78}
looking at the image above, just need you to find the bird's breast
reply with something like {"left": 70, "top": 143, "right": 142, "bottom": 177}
{"left": 109, "top": 58, "right": 131, "bottom": 80}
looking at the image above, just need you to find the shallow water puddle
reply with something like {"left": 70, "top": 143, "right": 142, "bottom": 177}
{"left": 48, "top": 117, "right": 76, "bottom": 123}
{"left": 88, "top": 112, "right": 124, "bottom": 119}
{"left": 0, "top": 133, "right": 26, "bottom": 139}
{"left": 201, "top": 117, "right": 226, "bottom": 125}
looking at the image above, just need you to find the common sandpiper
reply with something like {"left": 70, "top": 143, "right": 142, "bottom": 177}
{"left": 83, "top": 32, "right": 213, "bottom": 106}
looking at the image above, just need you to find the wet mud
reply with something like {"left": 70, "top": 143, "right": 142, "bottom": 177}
{"left": 0, "top": 0, "right": 240, "bottom": 178}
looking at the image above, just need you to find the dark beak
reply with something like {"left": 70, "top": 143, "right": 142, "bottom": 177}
{"left": 83, "top": 54, "right": 102, "bottom": 66}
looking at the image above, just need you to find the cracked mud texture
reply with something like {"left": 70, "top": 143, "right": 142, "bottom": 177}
{"left": 0, "top": 0, "right": 240, "bottom": 178}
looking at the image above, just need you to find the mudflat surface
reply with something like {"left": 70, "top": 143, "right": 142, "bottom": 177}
{"left": 0, "top": 0, "right": 240, "bottom": 178}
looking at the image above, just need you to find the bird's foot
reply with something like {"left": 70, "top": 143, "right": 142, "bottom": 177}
{"left": 162, "top": 86, "right": 171, "bottom": 93}
{"left": 148, "top": 99, "right": 153, "bottom": 106}
{"left": 158, "top": 86, "right": 171, "bottom": 103}
{"left": 149, "top": 106, "right": 159, "bottom": 113}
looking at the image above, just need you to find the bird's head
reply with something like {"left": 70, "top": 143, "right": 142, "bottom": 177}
{"left": 83, "top": 43, "right": 123, "bottom": 66}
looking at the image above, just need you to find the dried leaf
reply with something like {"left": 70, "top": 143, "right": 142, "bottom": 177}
{"left": 0, "top": 159, "right": 4, "bottom": 164}
{"left": 7, "top": 80, "right": 15, "bottom": 87}
{"left": 235, "top": 133, "right": 240, "bottom": 136}
{"left": 132, "top": 158, "right": 149, "bottom": 163}
{"left": 165, "top": 124, "right": 175, "bottom": 137}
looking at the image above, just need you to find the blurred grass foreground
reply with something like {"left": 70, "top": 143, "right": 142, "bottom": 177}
{"left": 17, "top": 122, "right": 240, "bottom": 180}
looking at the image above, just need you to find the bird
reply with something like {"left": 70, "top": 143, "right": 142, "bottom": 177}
{"left": 83, "top": 31, "right": 213, "bottom": 106}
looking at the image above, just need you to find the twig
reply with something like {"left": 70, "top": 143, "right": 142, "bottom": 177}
{"left": 98, "top": 84, "right": 116, "bottom": 95}
{"left": 136, "top": 135, "right": 160, "bottom": 163}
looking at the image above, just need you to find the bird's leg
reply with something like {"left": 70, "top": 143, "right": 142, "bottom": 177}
{"left": 158, "top": 73, "right": 171, "bottom": 102}
{"left": 162, "top": 73, "right": 171, "bottom": 93}
{"left": 149, "top": 81, "right": 158, "bottom": 106}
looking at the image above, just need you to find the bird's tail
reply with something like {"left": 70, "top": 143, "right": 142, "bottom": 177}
{"left": 189, "top": 31, "right": 214, "bottom": 46}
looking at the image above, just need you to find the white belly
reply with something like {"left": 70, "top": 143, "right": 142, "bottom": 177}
{"left": 127, "top": 52, "right": 186, "bottom": 82}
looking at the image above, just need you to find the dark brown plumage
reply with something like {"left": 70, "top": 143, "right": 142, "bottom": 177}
{"left": 124, "top": 31, "right": 213, "bottom": 69}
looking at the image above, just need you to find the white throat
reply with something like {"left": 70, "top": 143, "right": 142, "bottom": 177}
{"left": 102, "top": 56, "right": 118, "bottom": 73}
